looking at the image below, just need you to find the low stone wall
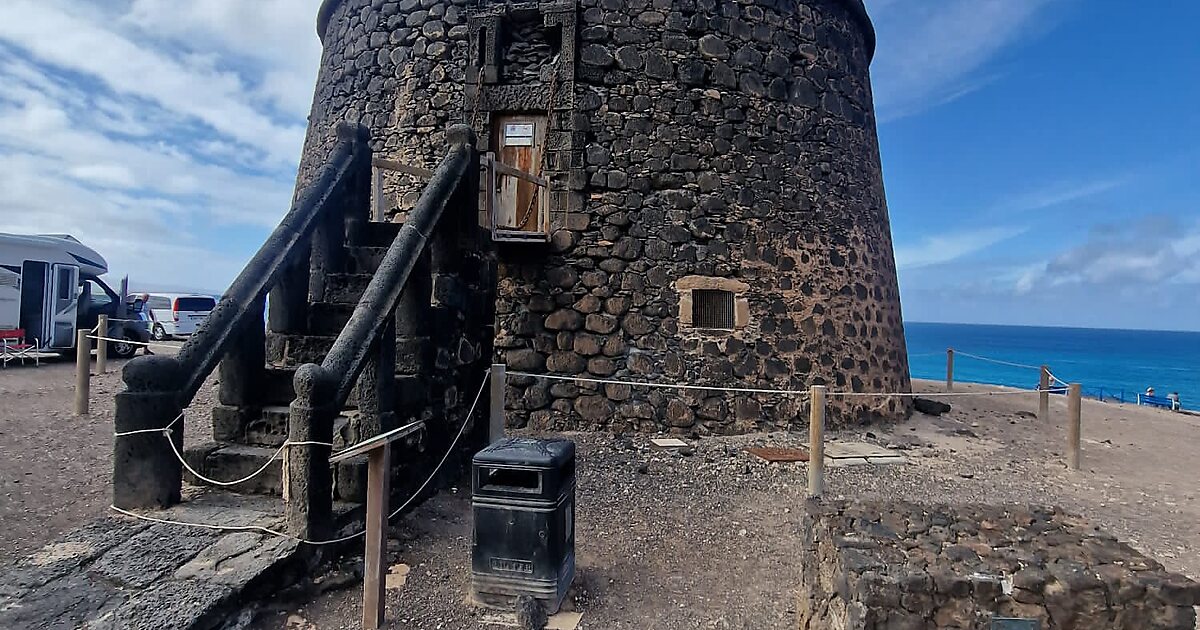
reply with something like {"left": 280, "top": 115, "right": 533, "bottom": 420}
{"left": 798, "top": 500, "right": 1199, "bottom": 629}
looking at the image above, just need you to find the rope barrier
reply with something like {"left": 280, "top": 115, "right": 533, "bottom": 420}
{"left": 86, "top": 334, "right": 179, "bottom": 350}
{"left": 952, "top": 350, "right": 1043, "bottom": 371}
{"left": 508, "top": 371, "right": 813, "bottom": 396}
{"left": 113, "top": 412, "right": 184, "bottom": 437}
{"left": 110, "top": 368, "right": 491, "bottom": 546}
{"left": 508, "top": 371, "right": 1065, "bottom": 398}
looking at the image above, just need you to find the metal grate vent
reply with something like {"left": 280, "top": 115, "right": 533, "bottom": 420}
{"left": 692, "top": 289, "right": 734, "bottom": 329}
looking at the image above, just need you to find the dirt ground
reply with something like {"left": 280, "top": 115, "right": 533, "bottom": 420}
{"left": 248, "top": 379, "right": 1200, "bottom": 630}
{"left": 0, "top": 342, "right": 209, "bottom": 567}
{"left": 1, "top": 364, "right": 1197, "bottom": 628}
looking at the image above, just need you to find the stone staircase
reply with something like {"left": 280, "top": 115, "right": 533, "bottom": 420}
{"left": 113, "top": 123, "right": 491, "bottom": 549}
{"left": 182, "top": 223, "right": 428, "bottom": 500}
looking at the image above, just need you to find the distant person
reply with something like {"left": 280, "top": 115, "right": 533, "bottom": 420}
{"left": 1145, "top": 386, "right": 1155, "bottom": 398}
{"left": 137, "top": 294, "right": 154, "bottom": 356}
{"left": 1167, "top": 391, "right": 1181, "bottom": 411}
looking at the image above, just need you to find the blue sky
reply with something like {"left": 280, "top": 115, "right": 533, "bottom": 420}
{"left": 0, "top": 0, "right": 1197, "bottom": 331}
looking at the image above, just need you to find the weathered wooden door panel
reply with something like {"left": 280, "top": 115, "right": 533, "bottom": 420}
{"left": 492, "top": 114, "right": 546, "bottom": 233}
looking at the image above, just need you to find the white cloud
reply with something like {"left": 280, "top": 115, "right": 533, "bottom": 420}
{"left": 867, "top": 0, "right": 1055, "bottom": 121}
{"left": 999, "top": 176, "right": 1130, "bottom": 214}
{"left": 0, "top": 0, "right": 310, "bottom": 166}
{"left": 894, "top": 225, "right": 1026, "bottom": 270}
{"left": 0, "top": 0, "right": 326, "bottom": 292}
{"left": 1014, "top": 218, "right": 1200, "bottom": 293}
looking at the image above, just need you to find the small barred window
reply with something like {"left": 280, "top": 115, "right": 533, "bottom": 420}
{"left": 692, "top": 289, "right": 734, "bottom": 329}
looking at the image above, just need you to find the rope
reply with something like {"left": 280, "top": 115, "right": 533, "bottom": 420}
{"left": 113, "top": 411, "right": 184, "bottom": 437}
{"left": 169, "top": 437, "right": 291, "bottom": 488}
{"left": 508, "top": 371, "right": 1068, "bottom": 398}
{"left": 109, "top": 368, "right": 491, "bottom": 546}
{"left": 828, "top": 388, "right": 1067, "bottom": 398}
{"left": 86, "top": 334, "right": 176, "bottom": 350}
{"left": 952, "top": 350, "right": 1043, "bottom": 371}
{"left": 508, "top": 371, "right": 812, "bottom": 396}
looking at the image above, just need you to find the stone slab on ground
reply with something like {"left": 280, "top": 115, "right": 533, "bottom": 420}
{"left": 0, "top": 492, "right": 305, "bottom": 630}
{"left": 824, "top": 441, "right": 897, "bottom": 459}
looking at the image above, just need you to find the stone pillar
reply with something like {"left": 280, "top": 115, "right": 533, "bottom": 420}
{"left": 395, "top": 250, "right": 432, "bottom": 424}
{"left": 113, "top": 355, "right": 185, "bottom": 509}
{"left": 357, "top": 318, "right": 398, "bottom": 439}
{"left": 219, "top": 296, "right": 266, "bottom": 406}
{"left": 268, "top": 248, "right": 310, "bottom": 335}
{"left": 286, "top": 364, "right": 336, "bottom": 542}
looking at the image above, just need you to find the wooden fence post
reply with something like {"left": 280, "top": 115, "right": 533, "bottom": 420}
{"left": 1039, "top": 365, "right": 1050, "bottom": 421}
{"left": 75, "top": 329, "right": 90, "bottom": 415}
{"left": 96, "top": 314, "right": 108, "bottom": 375}
{"left": 946, "top": 348, "right": 955, "bottom": 392}
{"left": 808, "top": 385, "right": 826, "bottom": 497}
{"left": 1067, "top": 383, "right": 1082, "bottom": 470}
{"left": 489, "top": 364, "right": 506, "bottom": 443}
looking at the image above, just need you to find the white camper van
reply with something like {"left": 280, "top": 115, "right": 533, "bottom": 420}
{"left": 0, "top": 233, "right": 149, "bottom": 359}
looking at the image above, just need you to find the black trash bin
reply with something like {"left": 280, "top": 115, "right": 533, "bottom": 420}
{"left": 471, "top": 437, "right": 576, "bottom": 613}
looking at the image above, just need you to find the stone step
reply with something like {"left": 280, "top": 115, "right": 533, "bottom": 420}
{"left": 184, "top": 440, "right": 369, "bottom": 501}
{"left": 261, "top": 366, "right": 297, "bottom": 406}
{"left": 346, "top": 246, "right": 388, "bottom": 274}
{"left": 355, "top": 221, "right": 402, "bottom": 248}
{"left": 308, "top": 302, "right": 356, "bottom": 336}
{"left": 183, "top": 443, "right": 283, "bottom": 495}
{"left": 325, "top": 273, "right": 374, "bottom": 305}
{"left": 266, "top": 332, "right": 337, "bottom": 367}
{"left": 213, "top": 404, "right": 355, "bottom": 448}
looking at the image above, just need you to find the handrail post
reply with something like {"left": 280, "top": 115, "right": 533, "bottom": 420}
{"left": 113, "top": 356, "right": 185, "bottom": 509}
{"left": 1039, "top": 365, "right": 1050, "bottom": 421}
{"left": 286, "top": 364, "right": 336, "bottom": 543}
{"left": 357, "top": 317, "right": 397, "bottom": 440}
{"left": 945, "top": 348, "right": 954, "bottom": 392}
{"left": 268, "top": 250, "right": 311, "bottom": 335}
{"left": 808, "top": 385, "right": 826, "bottom": 497}
{"left": 219, "top": 296, "right": 266, "bottom": 407}
{"left": 1067, "top": 383, "right": 1082, "bottom": 471}
{"left": 96, "top": 314, "right": 108, "bottom": 374}
{"left": 312, "top": 124, "right": 370, "bottom": 302}
{"left": 490, "top": 364, "right": 506, "bottom": 443}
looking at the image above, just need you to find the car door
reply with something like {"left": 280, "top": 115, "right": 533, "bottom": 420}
{"left": 47, "top": 264, "right": 79, "bottom": 348}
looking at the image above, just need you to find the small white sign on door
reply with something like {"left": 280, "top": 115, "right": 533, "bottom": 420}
{"left": 504, "top": 123, "right": 535, "bottom": 146}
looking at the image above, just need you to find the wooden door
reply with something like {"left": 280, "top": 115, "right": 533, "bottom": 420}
{"left": 492, "top": 114, "right": 547, "bottom": 233}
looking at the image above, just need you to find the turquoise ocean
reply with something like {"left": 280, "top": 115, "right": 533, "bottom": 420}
{"left": 904, "top": 322, "right": 1199, "bottom": 411}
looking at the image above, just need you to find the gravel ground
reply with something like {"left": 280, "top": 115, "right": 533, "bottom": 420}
{"left": 250, "top": 379, "right": 1200, "bottom": 629}
{"left": 1, "top": 362, "right": 1195, "bottom": 627}
{"left": 0, "top": 343, "right": 214, "bottom": 567}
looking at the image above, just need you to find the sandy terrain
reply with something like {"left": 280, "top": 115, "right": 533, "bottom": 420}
{"left": 1, "top": 362, "right": 1196, "bottom": 628}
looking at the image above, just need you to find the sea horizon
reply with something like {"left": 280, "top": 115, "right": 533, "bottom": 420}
{"left": 903, "top": 321, "right": 1199, "bottom": 411}
{"left": 905, "top": 320, "right": 1200, "bottom": 336}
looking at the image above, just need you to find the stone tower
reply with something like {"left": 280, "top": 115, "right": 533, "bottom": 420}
{"left": 302, "top": 0, "right": 910, "bottom": 433}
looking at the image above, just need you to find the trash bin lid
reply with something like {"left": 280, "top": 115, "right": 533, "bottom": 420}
{"left": 474, "top": 437, "right": 575, "bottom": 469}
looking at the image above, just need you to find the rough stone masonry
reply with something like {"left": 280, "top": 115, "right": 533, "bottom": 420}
{"left": 301, "top": 0, "right": 910, "bottom": 434}
{"left": 798, "top": 500, "right": 1200, "bottom": 629}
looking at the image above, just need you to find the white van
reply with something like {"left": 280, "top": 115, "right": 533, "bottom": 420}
{"left": 136, "top": 293, "right": 216, "bottom": 340}
{"left": 0, "top": 233, "right": 149, "bottom": 358}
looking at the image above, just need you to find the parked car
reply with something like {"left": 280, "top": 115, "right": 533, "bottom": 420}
{"left": 130, "top": 293, "right": 216, "bottom": 340}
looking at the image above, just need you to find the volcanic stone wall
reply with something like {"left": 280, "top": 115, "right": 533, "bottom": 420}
{"left": 302, "top": 0, "right": 910, "bottom": 434}
{"left": 799, "top": 501, "right": 1200, "bottom": 629}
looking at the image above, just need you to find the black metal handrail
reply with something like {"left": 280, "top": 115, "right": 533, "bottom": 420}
{"left": 173, "top": 124, "right": 368, "bottom": 402}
